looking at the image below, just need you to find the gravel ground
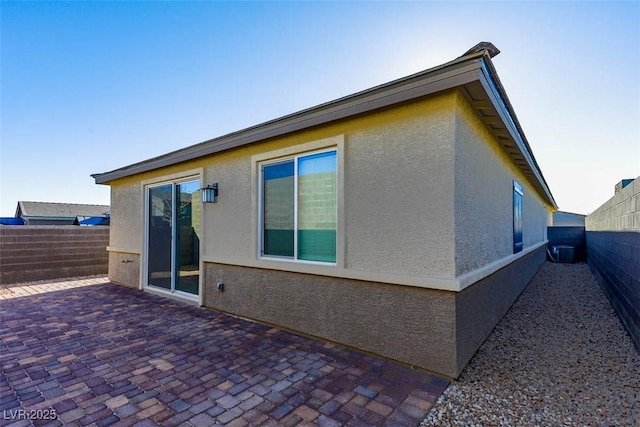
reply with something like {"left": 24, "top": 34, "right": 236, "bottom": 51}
{"left": 421, "top": 262, "right": 640, "bottom": 427}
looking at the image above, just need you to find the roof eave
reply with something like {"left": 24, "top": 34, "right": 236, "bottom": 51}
{"left": 92, "top": 55, "right": 487, "bottom": 185}
{"left": 21, "top": 216, "right": 76, "bottom": 221}
{"left": 92, "top": 49, "right": 557, "bottom": 210}
{"left": 474, "top": 55, "right": 557, "bottom": 209}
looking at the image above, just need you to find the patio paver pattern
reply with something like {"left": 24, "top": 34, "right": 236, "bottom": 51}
{"left": 0, "top": 278, "right": 448, "bottom": 426}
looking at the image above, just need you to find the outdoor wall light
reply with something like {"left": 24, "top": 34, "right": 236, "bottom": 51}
{"left": 201, "top": 183, "right": 219, "bottom": 203}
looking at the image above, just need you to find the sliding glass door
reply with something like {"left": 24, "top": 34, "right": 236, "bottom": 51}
{"left": 147, "top": 179, "right": 201, "bottom": 297}
{"left": 175, "top": 181, "right": 201, "bottom": 294}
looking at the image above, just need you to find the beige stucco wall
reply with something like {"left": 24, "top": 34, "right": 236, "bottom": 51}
{"left": 204, "top": 263, "right": 458, "bottom": 377}
{"left": 107, "top": 180, "right": 143, "bottom": 287}
{"left": 344, "top": 98, "right": 455, "bottom": 278}
{"left": 453, "top": 93, "right": 551, "bottom": 276}
{"left": 106, "top": 89, "right": 552, "bottom": 290}
{"left": 106, "top": 92, "right": 459, "bottom": 290}
{"left": 101, "top": 89, "right": 554, "bottom": 377}
{"left": 109, "top": 179, "right": 143, "bottom": 252}
{"left": 202, "top": 243, "right": 546, "bottom": 378}
{"left": 108, "top": 251, "right": 140, "bottom": 288}
{"left": 202, "top": 93, "right": 457, "bottom": 282}
{"left": 455, "top": 244, "right": 546, "bottom": 371}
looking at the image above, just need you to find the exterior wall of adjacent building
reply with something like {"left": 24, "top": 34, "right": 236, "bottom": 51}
{"left": 104, "top": 89, "right": 553, "bottom": 377}
{"left": 586, "top": 177, "right": 640, "bottom": 352}
{"left": 548, "top": 211, "right": 587, "bottom": 262}
{"left": 552, "top": 211, "right": 586, "bottom": 226}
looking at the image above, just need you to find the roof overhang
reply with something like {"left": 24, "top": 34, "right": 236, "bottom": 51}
{"left": 92, "top": 48, "right": 557, "bottom": 209}
{"left": 460, "top": 59, "right": 557, "bottom": 208}
{"left": 21, "top": 216, "right": 76, "bottom": 221}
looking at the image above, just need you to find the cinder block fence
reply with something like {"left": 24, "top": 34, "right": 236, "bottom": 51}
{"left": 586, "top": 178, "right": 640, "bottom": 353}
{"left": 0, "top": 226, "right": 109, "bottom": 285}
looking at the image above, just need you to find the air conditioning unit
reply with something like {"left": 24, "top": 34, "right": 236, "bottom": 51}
{"left": 552, "top": 245, "right": 575, "bottom": 263}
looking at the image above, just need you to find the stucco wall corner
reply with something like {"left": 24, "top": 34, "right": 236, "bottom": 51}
{"left": 108, "top": 251, "right": 140, "bottom": 289}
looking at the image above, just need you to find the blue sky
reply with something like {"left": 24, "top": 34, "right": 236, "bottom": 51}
{"left": 1, "top": 1, "right": 638, "bottom": 217}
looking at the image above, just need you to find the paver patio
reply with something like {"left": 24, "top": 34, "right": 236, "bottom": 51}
{"left": 0, "top": 278, "right": 448, "bottom": 426}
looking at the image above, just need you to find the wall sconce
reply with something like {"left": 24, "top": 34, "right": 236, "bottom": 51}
{"left": 201, "top": 183, "right": 218, "bottom": 203}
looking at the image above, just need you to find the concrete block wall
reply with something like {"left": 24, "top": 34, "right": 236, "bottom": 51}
{"left": 586, "top": 177, "right": 639, "bottom": 352}
{"left": 0, "top": 225, "right": 109, "bottom": 285}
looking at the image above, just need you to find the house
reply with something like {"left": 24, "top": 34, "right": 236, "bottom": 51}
{"left": 92, "top": 42, "right": 557, "bottom": 378}
{"left": 549, "top": 211, "right": 587, "bottom": 261}
{"left": 552, "top": 210, "right": 586, "bottom": 227}
{"left": 548, "top": 211, "right": 587, "bottom": 261}
{"left": 15, "top": 201, "right": 110, "bottom": 225}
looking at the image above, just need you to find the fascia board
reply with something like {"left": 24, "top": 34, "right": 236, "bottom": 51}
{"left": 93, "top": 60, "right": 484, "bottom": 184}
{"left": 477, "top": 60, "right": 557, "bottom": 208}
{"left": 22, "top": 216, "right": 76, "bottom": 221}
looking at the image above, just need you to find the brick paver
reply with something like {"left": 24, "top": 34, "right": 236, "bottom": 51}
{"left": 0, "top": 278, "right": 448, "bottom": 426}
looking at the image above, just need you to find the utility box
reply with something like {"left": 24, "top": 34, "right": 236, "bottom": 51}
{"left": 552, "top": 245, "right": 576, "bottom": 263}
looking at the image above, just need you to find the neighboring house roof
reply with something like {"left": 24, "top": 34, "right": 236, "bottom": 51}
{"left": 0, "top": 217, "right": 25, "bottom": 225}
{"left": 73, "top": 216, "right": 111, "bottom": 226}
{"left": 92, "top": 41, "right": 557, "bottom": 209}
{"left": 552, "top": 210, "right": 586, "bottom": 226}
{"left": 16, "top": 201, "right": 110, "bottom": 221}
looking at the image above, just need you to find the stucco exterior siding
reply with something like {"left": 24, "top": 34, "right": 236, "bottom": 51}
{"left": 203, "top": 93, "right": 457, "bottom": 281}
{"left": 109, "top": 178, "right": 144, "bottom": 252}
{"left": 105, "top": 93, "right": 458, "bottom": 290}
{"left": 453, "top": 93, "right": 550, "bottom": 276}
{"left": 93, "top": 46, "right": 560, "bottom": 379}
{"left": 105, "top": 90, "right": 553, "bottom": 291}
{"left": 201, "top": 244, "right": 547, "bottom": 378}
{"left": 455, "top": 244, "right": 546, "bottom": 373}
{"left": 344, "top": 95, "right": 456, "bottom": 278}
{"left": 108, "top": 251, "right": 140, "bottom": 288}
{"left": 203, "top": 262, "right": 458, "bottom": 377}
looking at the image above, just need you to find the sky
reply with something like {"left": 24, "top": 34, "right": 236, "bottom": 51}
{"left": 1, "top": 1, "right": 639, "bottom": 217}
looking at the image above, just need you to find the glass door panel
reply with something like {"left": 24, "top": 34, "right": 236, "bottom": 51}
{"left": 175, "top": 181, "right": 200, "bottom": 295}
{"left": 146, "top": 179, "right": 200, "bottom": 297}
{"left": 148, "top": 184, "right": 173, "bottom": 290}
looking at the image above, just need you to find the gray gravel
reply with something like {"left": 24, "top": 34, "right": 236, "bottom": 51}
{"left": 421, "top": 262, "right": 640, "bottom": 427}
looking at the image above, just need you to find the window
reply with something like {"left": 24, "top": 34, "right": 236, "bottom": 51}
{"left": 513, "top": 180, "right": 523, "bottom": 253}
{"left": 261, "top": 149, "right": 337, "bottom": 263}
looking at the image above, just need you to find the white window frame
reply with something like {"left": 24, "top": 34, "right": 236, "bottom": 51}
{"left": 258, "top": 147, "right": 338, "bottom": 265}
{"left": 252, "top": 135, "right": 344, "bottom": 268}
